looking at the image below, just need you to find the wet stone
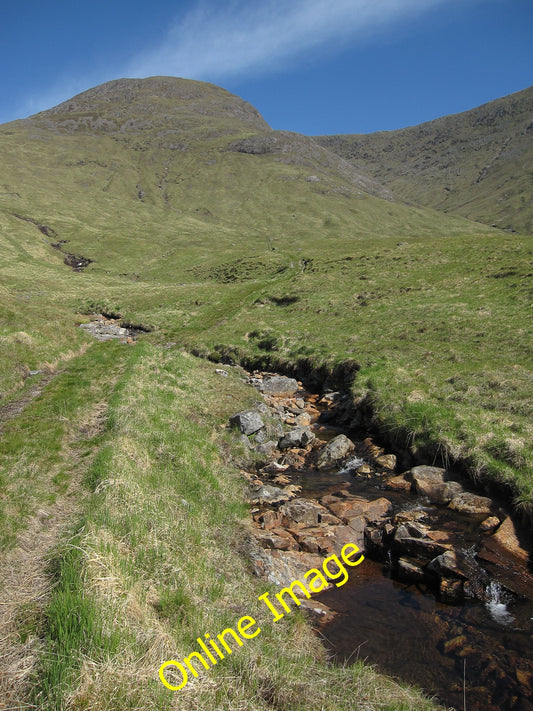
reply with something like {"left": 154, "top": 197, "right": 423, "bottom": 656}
{"left": 317, "top": 434, "right": 355, "bottom": 469}
{"left": 394, "top": 535, "right": 450, "bottom": 560}
{"left": 480, "top": 515, "right": 501, "bottom": 533}
{"left": 396, "top": 556, "right": 426, "bottom": 583}
{"left": 427, "top": 550, "right": 468, "bottom": 580}
{"left": 384, "top": 474, "right": 412, "bottom": 492}
{"left": 448, "top": 492, "right": 494, "bottom": 515}
{"left": 375, "top": 454, "right": 397, "bottom": 471}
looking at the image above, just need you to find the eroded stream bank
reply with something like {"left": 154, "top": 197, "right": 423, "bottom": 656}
{"left": 225, "top": 368, "right": 533, "bottom": 711}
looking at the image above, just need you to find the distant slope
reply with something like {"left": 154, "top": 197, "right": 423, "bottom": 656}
{"left": 315, "top": 85, "right": 533, "bottom": 234}
{"left": 0, "top": 76, "right": 479, "bottom": 285}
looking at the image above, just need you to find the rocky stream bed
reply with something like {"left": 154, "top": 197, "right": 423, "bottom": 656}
{"left": 226, "top": 369, "right": 533, "bottom": 711}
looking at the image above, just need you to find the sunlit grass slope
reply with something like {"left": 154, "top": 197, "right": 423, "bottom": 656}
{"left": 0, "top": 76, "right": 531, "bottom": 509}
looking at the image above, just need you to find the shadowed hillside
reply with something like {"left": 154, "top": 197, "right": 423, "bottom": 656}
{"left": 315, "top": 85, "right": 533, "bottom": 234}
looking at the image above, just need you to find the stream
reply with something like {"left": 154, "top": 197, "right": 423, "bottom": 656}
{"left": 295, "top": 437, "right": 533, "bottom": 710}
{"left": 238, "top": 370, "right": 533, "bottom": 711}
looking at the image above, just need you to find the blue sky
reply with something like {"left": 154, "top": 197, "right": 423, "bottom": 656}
{"left": 1, "top": 0, "right": 531, "bottom": 134}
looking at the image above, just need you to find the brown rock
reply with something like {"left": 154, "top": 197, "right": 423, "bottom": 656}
{"left": 346, "top": 514, "right": 367, "bottom": 535}
{"left": 448, "top": 492, "right": 494, "bottom": 515}
{"left": 396, "top": 556, "right": 426, "bottom": 582}
{"left": 248, "top": 547, "right": 325, "bottom": 589}
{"left": 393, "top": 509, "right": 429, "bottom": 525}
{"left": 356, "top": 464, "right": 374, "bottom": 475}
{"left": 320, "top": 494, "right": 341, "bottom": 506}
{"left": 280, "top": 498, "right": 329, "bottom": 527}
{"left": 257, "top": 510, "right": 282, "bottom": 530}
{"left": 319, "top": 511, "right": 341, "bottom": 525}
{"left": 328, "top": 499, "right": 367, "bottom": 521}
{"left": 426, "top": 530, "right": 454, "bottom": 544}
{"left": 364, "top": 525, "right": 386, "bottom": 553}
{"left": 272, "top": 474, "right": 292, "bottom": 485}
{"left": 295, "top": 413, "right": 312, "bottom": 426}
{"left": 384, "top": 475, "right": 412, "bottom": 492}
{"left": 280, "top": 450, "right": 307, "bottom": 468}
{"left": 427, "top": 550, "right": 467, "bottom": 580}
{"left": 291, "top": 528, "right": 336, "bottom": 555}
{"left": 363, "top": 497, "right": 393, "bottom": 522}
{"left": 375, "top": 454, "right": 397, "bottom": 471}
{"left": 254, "top": 529, "right": 299, "bottom": 551}
{"left": 479, "top": 515, "right": 501, "bottom": 533}
{"left": 248, "top": 484, "right": 295, "bottom": 505}
{"left": 480, "top": 516, "right": 528, "bottom": 564}
{"left": 363, "top": 437, "right": 385, "bottom": 458}
{"left": 394, "top": 535, "right": 450, "bottom": 560}
{"left": 328, "top": 497, "right": 392, "bottom": 524}
{"left": 409, "top": 465, "right": 463, "bottom": 504}
{"left": 330, "top": 525, "right": 365, "bottom": 556}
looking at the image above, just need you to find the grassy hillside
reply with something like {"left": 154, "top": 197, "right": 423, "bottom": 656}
{"left": 0, "top": 76, "right": 531, "bottom": 707}
{"left": 315, "top": 85, "right": 533, "bottom": 235}
{"left": 0, "top": 77, "right": 531, "bottom": 503}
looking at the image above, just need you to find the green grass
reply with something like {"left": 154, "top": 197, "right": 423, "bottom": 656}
{"left": 29, "top": 343, "right": 440, "bottom": 710}
{"left": 0, "top": 341, "right": 129, "bottom": 549}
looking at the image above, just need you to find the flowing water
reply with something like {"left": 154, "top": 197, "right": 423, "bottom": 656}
{"left": 291, "top": 423, "right": 533, "bottom": 710}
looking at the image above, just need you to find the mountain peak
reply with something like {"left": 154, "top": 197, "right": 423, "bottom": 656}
{"left": 32, "top": 76, "right": 270, "bottom": 135}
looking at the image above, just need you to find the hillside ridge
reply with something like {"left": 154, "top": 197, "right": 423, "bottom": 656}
{"left": 315, "top": 84, "right": 533, "bottom": 233}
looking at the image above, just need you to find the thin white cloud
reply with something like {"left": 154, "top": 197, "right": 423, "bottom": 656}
{"left": 128, "top": 0, "right": 453, "bottom": 81}
{"left": 2, "top": 0, "right": 468, "bottom": 123}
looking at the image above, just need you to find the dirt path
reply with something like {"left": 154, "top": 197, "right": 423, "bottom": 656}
{"left": 0, "top": 371, "right": 58, "bottom": 435}
{"left": 0, "top": 489, "right": 81, "bottom": 709}
{"left": 0, "top": 369, "right": 79, "bottom": 709}
{"left": 0, "top": 349, "right": 122, "bottom": 708}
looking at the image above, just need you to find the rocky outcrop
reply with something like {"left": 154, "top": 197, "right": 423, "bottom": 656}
{"left": 260, "top": 375, "right": 299, "bottom": 396}
{"left": 230, "top": 409, "right": 265, "bottom": 435}
{"left": 79, "top": 316, "right": 132, "bottom": 342}
{"left": 448, "top": 492, "right": 494, "bottom": 515}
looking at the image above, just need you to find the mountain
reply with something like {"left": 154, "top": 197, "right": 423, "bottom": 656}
{"left": 315, "top": 85, "right": 533, "bottom": 234}
{"left": 1, "top": 76, "right": 487, "bottom": 284}
{"left": 0, "top": 77, "right": 532, "bottom": 708}
{"left": 0, "top": 76, "right": 530, "bottom": 513}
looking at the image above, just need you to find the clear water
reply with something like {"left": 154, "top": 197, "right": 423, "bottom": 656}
{"left": 290, "top": 423, "right": 533, "bottom": 710}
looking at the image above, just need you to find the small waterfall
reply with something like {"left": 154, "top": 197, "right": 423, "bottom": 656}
{"left": 485, "top": 581, "right": 515, "bottom": 625}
